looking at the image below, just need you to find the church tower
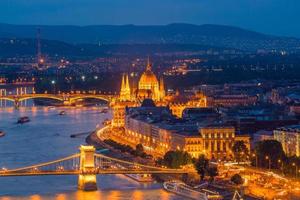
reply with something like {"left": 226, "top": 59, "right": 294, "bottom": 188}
{"left": 120, "top": 74, "right": 131, "bottom": 101}
{"left": 112, "top": 74, "right": 137, "bottom": 128}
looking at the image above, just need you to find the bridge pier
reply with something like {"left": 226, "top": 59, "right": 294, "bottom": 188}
{"left": 14, "top": 100, "right": 20, "bottom": 109}
{"left": 63, "top": 100, "right": 71, "bottom": 106}
{"left": 78, "top": 145, "right": 97, "bottom": 191}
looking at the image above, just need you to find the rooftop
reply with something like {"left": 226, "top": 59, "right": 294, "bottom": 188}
{"left": 276, "top": 124, "right": 300, "bottom": 132}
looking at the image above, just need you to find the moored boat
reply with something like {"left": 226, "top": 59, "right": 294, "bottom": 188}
{"left": 59, "top": 111, "right": 66, "bottom": 115}
{"left": 100, "top": 108, "right": 108, "bottom": 113}
{"left": 126, "top": 174, "right": 153, "bottom": 182}
{"left": 163, "top": 181, "right": 223, "bottom": 200}
{"left": 17, "top": 116, "right": 30, "bottom": 124}
{"left": 0, "top": 131, "right": 5, "bottom": 137}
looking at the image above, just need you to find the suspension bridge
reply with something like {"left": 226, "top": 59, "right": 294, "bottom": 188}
{"left": 0, "top": 146, "right": 193, "bottom": 191}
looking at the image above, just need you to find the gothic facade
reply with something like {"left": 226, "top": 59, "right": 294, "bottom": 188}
{"left": 112, "top": 59, "right": 207, "bottom": 127}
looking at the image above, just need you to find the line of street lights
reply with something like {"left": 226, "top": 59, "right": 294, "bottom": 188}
{"left": 292, "top": 162, "right": 299, "bottom": 178}
{"left": 252, "top": 153, "right": 300, "bottom": 178}
{"left": 265, "top": 156, "right": 271, "bottom": 171}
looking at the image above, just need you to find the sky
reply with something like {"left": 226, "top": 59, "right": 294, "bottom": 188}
{"left": 0, "top": 0, "right": 299, "bottom": 37}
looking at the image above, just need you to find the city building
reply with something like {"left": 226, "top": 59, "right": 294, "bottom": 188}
{"left": 111, "top": 99, "right": 250, "bottom": 160}
{"left": 135, "top": 59, "right": 165, "bottom": 101}
{"left": 208, "top": 94, "right": 258, "bottom": 107}
{"left": 289, "top": 104, "right": 300, "bottom": 115}
{"left": 274, "top": 125, "right": 300, "bottom": 157}
{"left": 165, "top": 91, "right": 207, "bottom": 117}
{"left": 200, "top": 125, "right": 250, "bottom": 160}
{"left": 182, "top": 107, "right": 219, "bottom": 122}
{"left": 111, "top": 59, "right": 208, "bottom": 127}
{"left": 252, "top": 130, "right": 274, "bottom": 148}
{"left": 111, "top": 74, "right": 138, "bottom": 127}
{"left": 119, "top": 74, "right": 131, "bottom": 101}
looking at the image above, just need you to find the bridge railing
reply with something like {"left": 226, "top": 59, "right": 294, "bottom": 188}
{"left": 0, "top": 152, "right": 194, "bottom": 176}
{"left": 94, "top": 153, "right": 192, "bottom": 174}
{"left": 0, "top": 154, "right": 80, "bottom": 175}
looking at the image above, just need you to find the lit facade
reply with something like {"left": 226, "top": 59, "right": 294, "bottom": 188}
{"left": 111, "top": 59, "right": 208, "bottom": 127}
{"left": 208, "top": 94, "right": 257, "bottom": 107}
{"left": 111, "top": 103, "right": 251, "bottom": 160}
{"left": 119, "top": 74, "right": 131, "bottom": 101}
{"left": 274, "top": 125, "right": 300, "bottom": 157}
{"left": 136, "top": 59, "right": 165, "bottom": 101}
{"left": 165, "top": 91, "right": 207, "bottom": 118}
{"left": 110, "top": 62, "right": 250, "bottom": 159}
{"left": 200, "top": 126, "right": 250, "bottom": 160}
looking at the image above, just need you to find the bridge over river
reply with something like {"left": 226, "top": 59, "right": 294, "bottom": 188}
{"left": 0, "top": 92, "right": 116, "bottom": 107}
{"left": 0, "top": 146, "right": 193, "bottom": 191}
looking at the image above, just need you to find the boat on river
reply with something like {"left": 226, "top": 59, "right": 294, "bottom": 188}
{"left": 17, "top": 116, "right": 30, "bottom": 124}
{"left": 0, "top": 131, "right": 5, "bottom": 137}
{"left": 163, "top": 181, "right": 223, "bottom": 200}
{"left": 126, "top": 174, "right": 153, "bottom": 182}
{"left": 59, "top": 111, "right": 66, "bottom": 115}
{"left": 100, "top": 108, "right": 108, "bottom": 114}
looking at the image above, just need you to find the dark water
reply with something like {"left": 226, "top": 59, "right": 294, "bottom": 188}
{"left": 0, "top": 107, "right": 179, "bottom": 200}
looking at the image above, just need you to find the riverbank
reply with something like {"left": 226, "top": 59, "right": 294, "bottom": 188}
{"left": 86, "top": 131, "right": 153, "bottom": 164}
{"left": 86, "top": 131, "right": 201, "bottom": 184}
{"left": 70, "top": 131, "right": 91, "bottom": 138}
{"left": 86, "top": 129, "right": 262, "bottom": 200}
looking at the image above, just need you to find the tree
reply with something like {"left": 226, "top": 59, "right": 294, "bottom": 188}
{"left": 163, "top": 150, "right": 193, "bottom": 169}
{"left": 231, "top": 174, "right": 244, "bottom": 186}
{"left": 194, "top": 155, "right": 209, "bottom": 181}
{"left": 207, "top": 167, "right": 218, "bottom": 182}
{"left": 231, "top": 174, "right": 245, "bottom": 198}
{"left": 135, "top": 144, "right": 144, "bottom": 156}
{"left": 182, "top": 151, "right": 193, "bottom": 165}
{"left": 232, "top": 141, "right": 249, "bottom": 163}
{"left": 255, "top": 140, "right": 286, "bottom": 169}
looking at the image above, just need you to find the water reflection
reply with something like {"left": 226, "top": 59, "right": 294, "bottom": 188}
{"left": 0, "top": 107, "right": 176, "bottom": 200}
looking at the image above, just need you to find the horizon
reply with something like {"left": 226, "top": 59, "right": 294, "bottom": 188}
{"left": 0, "top": 0, "right": 299, "bottom": 38}
{"left": 0, "top": 22, "right": 295, "bottom": 39}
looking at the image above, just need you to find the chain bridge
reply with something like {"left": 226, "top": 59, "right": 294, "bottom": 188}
{"left": 0, "top": 146, "right": 192, "bottom": 191}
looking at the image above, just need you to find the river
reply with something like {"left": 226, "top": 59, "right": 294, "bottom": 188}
{"left": 0, "top": 107, "right": 179, "bottom": 200}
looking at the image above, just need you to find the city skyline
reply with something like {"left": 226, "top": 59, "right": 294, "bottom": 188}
{"left": 1, "top": 1, "right": 300, "bottom": 199}
{"left": 0, "top": 0, "right": 299, "bottom": 37}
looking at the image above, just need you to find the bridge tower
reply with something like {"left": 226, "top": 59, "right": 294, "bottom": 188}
{"left": 78, "top": 145, "right": 97, "bottom": 191}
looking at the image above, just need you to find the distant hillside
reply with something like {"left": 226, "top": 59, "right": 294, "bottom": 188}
{"left": 0, "top": 38, "right": 236, "bottom": 58}
{"left": 0, "top": 23, "right": 300, "bottom": 51}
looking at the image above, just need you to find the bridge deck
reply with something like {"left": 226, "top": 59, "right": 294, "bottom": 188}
{"left": 0, "top": 170, "right": 193, "bottom": 177}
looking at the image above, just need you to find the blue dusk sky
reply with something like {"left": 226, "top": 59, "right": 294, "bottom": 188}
{"left": 0, "top": 0, "right": 299, "bottom": 37}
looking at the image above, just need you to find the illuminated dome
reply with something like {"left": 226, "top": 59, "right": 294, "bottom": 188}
{"left": 137, "top": 58, "right": 164, "bottom": 101}
{"left": 138, "top": 59, "right": 159, "bottom": 90}
{"left": 139, "top": 70, "right": 159, "bottom": 90}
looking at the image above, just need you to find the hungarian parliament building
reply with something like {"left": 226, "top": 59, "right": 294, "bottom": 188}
{"left": 110, "top": 60, "right": 250, "bottom": 160}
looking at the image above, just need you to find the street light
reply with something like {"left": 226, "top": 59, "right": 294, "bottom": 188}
{"left": 278, "top": 159, "right": 283, "bottom": 174}
{"left": 252, "top": 153, "right": 258, "bottom": 168}
{"left": 51, "top": 80, "right": 56, "bottom": 94}
{"left": 265, "top": 156, "right": 271, "bottom": 171}
{"left": 292, "top": 163, "right": 298, "bottom": 178}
